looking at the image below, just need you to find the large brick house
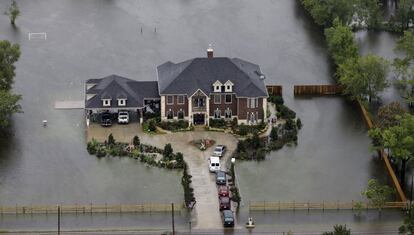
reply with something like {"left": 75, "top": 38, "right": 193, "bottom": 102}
{"left": 85, "top": 47, "right": 269, "bottom": 126}
{"left": 157, "top": 47, "right": 269, "bottom": 125}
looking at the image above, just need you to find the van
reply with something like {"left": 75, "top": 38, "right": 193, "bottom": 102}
{"left": 208, "top": 156, "right": 220, "bottom": 172}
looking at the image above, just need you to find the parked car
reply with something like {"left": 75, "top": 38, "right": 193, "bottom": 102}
{"left": 215, "top": 170, "right": 226, "bottom": 185}
{"left": 118, "top": 111, "right": 129, "bottom": 124}
{"left": 101, "top": 112, "right": 112, "bottom": 127}
{"left": 208, "top": 156, "right": 221, "bottom": 172}
{"left": 213, "top": 145, "right": 226, "bottom": 157}
{"left": 221, "top": 209, "right": 234, "bottom": 227}
{"left": 218, "top": 185, "right": 230, "bottom": 197}
{"left": 219, "top": 196, "right": 231, "bottom": 210}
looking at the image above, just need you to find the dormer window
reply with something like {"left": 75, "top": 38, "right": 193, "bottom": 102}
{"left": 224, "top": 80, "right": 234, "bottom": 92}
{"left": 102, "top": 99, "right": 111, "bottom": 107}
{"left": 213, "top": 80, "right": 223, "bottom": 93}
{"left": 118, "top": 99, "right": 126, "bottom": 106}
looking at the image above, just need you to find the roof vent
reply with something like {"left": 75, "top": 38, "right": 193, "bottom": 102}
{"left": 207, "top": 44, "right": 213, "bottom": 58}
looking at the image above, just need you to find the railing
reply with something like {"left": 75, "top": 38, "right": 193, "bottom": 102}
{"left": 0, "top": 203, "right": 183, "bottom": 214}
{"left": 294, "top": 85, "right": 343, "bottom": 96}
{"left": 249, "top": 201, "right": 407, "bottom": 211}
{"left": 192, "top": 106, "right": 206, "bottom": 112}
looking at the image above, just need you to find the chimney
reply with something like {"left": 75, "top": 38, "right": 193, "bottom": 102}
{"left": 207, "top": 44, "right": 213, "bottom": 58}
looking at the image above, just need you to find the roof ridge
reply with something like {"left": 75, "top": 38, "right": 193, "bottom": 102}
{"left": 229, "top": 58, "right": 264, "bottom": 95}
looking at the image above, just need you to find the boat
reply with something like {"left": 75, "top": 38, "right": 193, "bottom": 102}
{"left": 245, "top": 217, "right": 255, "bottom": 229}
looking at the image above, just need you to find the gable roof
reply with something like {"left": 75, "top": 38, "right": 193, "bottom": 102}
{"left": 157, "top": 57, "right": 268, "bottom": 97}
{"left": 85, "top": 74, "right": 159, "bottom": 109}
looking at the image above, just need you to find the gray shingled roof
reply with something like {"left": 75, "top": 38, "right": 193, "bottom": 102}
{"left": 157, "top": 57, "right": 268, "bottom": 97}
{"left": 85, "top": 75, "right": 159, "bottom": 109}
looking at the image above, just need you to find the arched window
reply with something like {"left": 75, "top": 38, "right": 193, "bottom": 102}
{"left": 177, "top": 109, "right": 185, "bottom": 119}
{"left": 214, "top": 109, "right": 221, "bottom": 119}
{"left": 225, "top": 109, "right": 232, "bottom": 119}
{"left": 167, "top": 109, "right": 174, "bottom": 119}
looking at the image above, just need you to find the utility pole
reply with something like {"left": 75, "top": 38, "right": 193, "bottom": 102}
{"left": 57, "top": 205, "right": 61, "bottom": 235}
{"left": 171, "top": 203, "right": 175, "bottom": 235}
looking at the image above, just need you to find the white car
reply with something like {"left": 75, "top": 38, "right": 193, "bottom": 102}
{"left": 208, "top": 156, "right": 221, "bottom": 172}
{"left": 213, "top": 145, "right": 226, "bottom": 157}
{"left": 118, "top": 111, "right": 129, "bottom": 124}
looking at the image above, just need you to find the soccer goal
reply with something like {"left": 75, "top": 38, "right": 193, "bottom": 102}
{"left": 28, "top": 32, "right": 47, "bottom": 40}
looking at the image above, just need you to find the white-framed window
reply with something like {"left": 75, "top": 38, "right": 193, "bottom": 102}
{"left": 167, "top": 109, "right": 174, "bottom": 119}
{"left": 214, "top": 109, "right": 221, "bottom": 119}
{"left": 118, "top": 99, "right": 126, "bottom": 106}
{"left": 213, "top": 80, "right": 223, "bottom": 92}
{"left": 225, "top": 94, "right": 232, "bottom": 104}
{"left": 248, "top": 98, "right": 258, "bottom": 108}
{"left": 225, "top": 108, "right": 232, "bottom": 119}
{"left": 167, "top": 95, "right": 174, "bottom": 105}
{"left": 177, "top": 95, "right": 185, "bottom": 104}
{"left": 102, "top": 99, "right": 111, "bottom": 107}
{"left": 214, "top": 94, "right": 221, "bottom": 104}
{"left": 250, "top": 112, "right": 256, "bottom": 123}
{"left": 224, "top": 80, "right": 233, "bottom": 92}
{"left": 177, "top": 109, "right": 185, "bottom": 119}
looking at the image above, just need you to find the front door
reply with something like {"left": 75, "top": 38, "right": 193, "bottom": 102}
{"left": 193, "top": 113, "right": 205, "bottom": 125}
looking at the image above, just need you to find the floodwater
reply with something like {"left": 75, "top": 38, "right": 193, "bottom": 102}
{"left": 0, "top": 0, "right": 403, "bottom": 230}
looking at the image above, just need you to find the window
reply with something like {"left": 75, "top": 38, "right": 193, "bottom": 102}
{"left": 167, "top": 109, "right": 174, "bottom": 119}
{"left": 177, "top": 95, "right": 185, "bottom": 104}
{"left": 214, "top": 95, "right": 221, "bottom": 104}
{"left": 225, "top": 95, "right": 232, "bottom": 103}
{"left": 118, "top": 99, "right": 126, "bottom": 106}
{"left": 250, "top": 112, "right": 256, "bottom": 123}
{"left": 214, "top": 109, "right": 221, "bottom": 119}
{"left": 225, "top": 109, "right": 232, "bottom": 119}
{"left": 102, "top": 99, "right": 111, "bottom": 107}
{"left": 194, "top": 97, "right": 205, "bottom": 107}
{"left": 224, "top": 80, "right": 233, "bottom": 92}
{"left": 213, "top": 81, "right": 223, "bottom": 92}
{"left": 248, "top": 98, "right": 258, "bottom": 108}
{"left": 167, "top": 96, "right": 173, "bottom": 105}
{"left": 178, "top": 109, "right": 184, "bottom": 119}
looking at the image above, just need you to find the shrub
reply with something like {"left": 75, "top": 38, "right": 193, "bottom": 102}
{"left": 209, "top": 118, "right": 226, "bottom": 128}
{"left": 230, "top": 186, "right": 241, "bottom": 205}
{"left": 87, "top": 138, "right": 99, "bottom": 155}
{"left": 270, "top": 126, "right": 278, "bottom": 142}
{"left": 251, "top": 133, "right": 261, "bottom": 148}
{"left": 163, "top": 143, "right": 173, "bottom": 160}
{"left": 236, "top": 140, "right": 246, "bottom": 153}
{"left": 296, "top": 118, "right": 302, "bottom": 130}
{"left": 96, "top": 147, "right": 107, "bottom": 158}
{"left": 268, "top": 95, "right": 284, "bottom": 105}
{"left": 107, "top": 133, "right": 116, "bottom": 146}
{"left": 148, "top": 119, "right": 157, "bottom": 132}
{"left": 238, "top": 123, "right": 248, "bottom": 136}
{"left": 133, "top": 135, "right": 140, "bottom": 147}
{"left": 277, "top": 104, "right": 296, "bottom": 119}
{"left": 256, "top": 148, "right": 266, "bottom": 160}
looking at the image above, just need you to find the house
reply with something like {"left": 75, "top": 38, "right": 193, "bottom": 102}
{"left": 157, "top": 46, "right": 268, "bottom": 126}
{"left": 85, "top": 74, "right": 160, "bottom": 123}
{"left": 84, "top": 46, "right": 269, "bottom": 126}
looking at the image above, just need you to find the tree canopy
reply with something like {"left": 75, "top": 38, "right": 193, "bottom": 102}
{"left": 322, "top": 224, "right": 351, "bottom": 235}
{"left": 338, "top": 54, "right": 389, "bottom": 102}
{"left": 5, "top": 0, "right": 20, "bottom": 26}
{"left": 0, "top": 90, "right": 21, "bottom": 128}
{"left": 375, "top": 102, "right": 407, "bottom": 129}
{"left": 0, "top": 40, "right": 20, "bottom": 91}
{"left": 362, "top": 179, "right": 394, "bottom": 210}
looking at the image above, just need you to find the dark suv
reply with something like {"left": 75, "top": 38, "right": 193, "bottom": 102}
{"left": 222, "top": 209, "right": 234, "bottom": 227}
{"left": 215, "top": 171, "right": 226, "bottom": 185}
{"left": 101, "top": 112, "right": 112, "bottom": 127}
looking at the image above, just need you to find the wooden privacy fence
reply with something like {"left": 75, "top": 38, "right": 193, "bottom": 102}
{"left": 249, "top": 201, "right": 407, "bottom": 211}
{"left": 0, "top": 203, "right": 183, "bottom": 215}
{"left": 356, "top": 100, "right": 407, "bottom": 202}
{"left": 294, "top": 85, "right": 343, "bottom": 96}
{"left": 266, "top": 85, "right": 283, "bottom": 96}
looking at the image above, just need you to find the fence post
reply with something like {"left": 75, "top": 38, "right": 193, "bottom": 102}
{"left": 15, "top": 204, "right": 17, "bottom": 214}
{"left": 337, "top": 200, "right": 339, "bottom": 211}
{"left": 307, "top": 200, "right": 310, "bottom": 212}
{"left": 263, "top": 200, "right": 265, "bottom": 212}
{"left": 352, "top": 200, "right": 354, "bottom": 210}
{"left": 322, "top": 200, "right": 324, "bottom": 212}
{"left": 75, "top": 203, "right": 78, "bottom": 216}
{"left": 278, "top": 201, "right": 280, "bottom": 212}
{"left": 105, "top": 203, "right": 107, "bottom": 214}
{"left": 120, "top": 204, "right": 122, "bottom": 213}
{"left": 293, "top": 200, "right": 295, "bottom": 212}
{"left": 90, "top": 202, "right": 92, "bottom": 215}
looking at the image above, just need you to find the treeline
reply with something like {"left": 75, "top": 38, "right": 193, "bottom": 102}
{"left": 301, "top": 0, "right": 414, "bottom": 32}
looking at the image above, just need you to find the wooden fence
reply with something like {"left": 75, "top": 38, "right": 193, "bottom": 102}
{"left": 249, "top": 201, "right": 407, "bottom": 211}
{"left": 266, "top": 85, "right": 283, "bottom": 96}
{"left": 0, "top": 203, "right": 183, "bottom": 215}
{"left": 294, "top": 85, "right": 343, "bottom": 96}
{"left": 356, "top": 100, "right": 407, "bottom": 202}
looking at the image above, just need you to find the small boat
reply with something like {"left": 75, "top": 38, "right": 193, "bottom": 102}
{"left": 245, "top": 217, "right": 255, "bottom": 229}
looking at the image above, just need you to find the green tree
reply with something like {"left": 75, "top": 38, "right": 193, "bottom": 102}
{"left": 0, "top": 40, "right": 20, "bottom": 91}
{"left": 132, "top": 135, "right": 140, "bottom": 148}
{"left": 270, "top": 126, "right": 278, "bottom": 142}
{"left": 325, "top": 18, "right": 359, "bottom": 66}
{"left": 5, "top": 0, "right": 20, "bottom": 26}
{"left": 394, "top": 31, "right": 414, "bottom": 106}
{"left": 107, "top": 133, "right": 116, "bottom": 146}
{"left": 396, "top": 31, "right": 414, "bottom": 61}
{"left": 393, "top": 0, "right": 414, "bottom": 31}
{"left": 163, "top": 143, "right": 173, "bottom": 160}
{"left": 362, "top": 179, "right": 394, "bottom": 211}
{"left": 338, "top": 54, "right": 389, "bottom": 102}
{"left": 0, "top": 90, "right": 21, "bottom": 128}
{"left": 301, "top": 0, "right": 355, "bottom": 27}
{"left": 355, "top": 0, "right": 382, "bottom": 29}
{"left": 322, "top": 224, "right": 351, "bottom": 235}
{"left": 399, "top": 205, "right": 414, "bottom": 234}
{"left": 375, "top": 102, "right": 407, "bottom": 129}
{"left": 382, "top": 114, "right": 414, "bottom": 188}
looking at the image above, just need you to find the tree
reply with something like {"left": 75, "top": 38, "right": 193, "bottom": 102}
{"left": 399, "top": 205, "right": 414, "bottom": 234}
{"left": 163, "top": 143, "right": 173, "bottom": 160}
{"left": 0, "top": 40, "right": 20, "bottom": 91}
{"left": 301, "top": 0, "right": 355, "bottom": 27}
{"left": 382, "top": 114, "right": 414, "bottom": 188}
{"left": 325, "top": 18, "right": 359, "bottom": 66}
{"left": 5, "top": 0, "right": 20, "bottom": 26}
{"left": 362, "top": 179, "right": 394, "bottom": 212}
{"left": 0, "top": 90, "right": 21, "bottom": 128}
{"left": 375, "top": 102, "right": 407, "bottom": 129}
{"left": 395, "top": 31, "right": 414, "bottom": 61}
{"left": 393, "top": 0, "right": 414, "bottom": 31}
{"left": 107, "top": 133, "right": 116, "bottom": 146}
{"left": 355, "top": 0, "right": 382, "bottom": 29}
{"left": 270, "top": 126, "right": 278, "bottom": 142}
{"left": 132, "top": 135, "right": 140, "bottom": 148}
{"left": 394, "top": 31, "right": 414, "bottom": 106}
{"left": 322, "top": 224, "right": 351, "bottom": 235}
{"left": 338, "top": 54, "right": 389, "bottom": 102}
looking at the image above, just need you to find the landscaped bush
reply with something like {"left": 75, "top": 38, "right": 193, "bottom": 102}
{"left": 182, "top": 163, "right": 195, "bottom": 207}
{"left": 87, "top": 138, "right": 99, "bottom": 155}
{"left": 157, "top": 120, "right": 189, "bottom": 131}
{"left": 238, "top": 123, "right": 248, "bottom": 136}
{"left": 209, "top": 118, "right": 226, "bottom": 128}
{"left": 277, "top": 104, "right": 296, "bottom": 119}
{"left": 144, "top": 112, "right": 160, "bottom": 121}
{"left": 268, "top": 95, "right": 284, "bottom": 105}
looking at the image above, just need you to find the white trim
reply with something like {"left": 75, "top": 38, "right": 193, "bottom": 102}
{"left": 117, "top": 98, "right": 127, "bottom": 106}
{"left": 189, "top": 88, "right": 208, "bottom": 98}
{"left": 102, "top": 99, "right": 111, "bottom": 107}
{"left": 177, "top": 95, "right": 185, "bottom": 105}
{"left": 167, "top": 95, "right": 174, "bottom": 105}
